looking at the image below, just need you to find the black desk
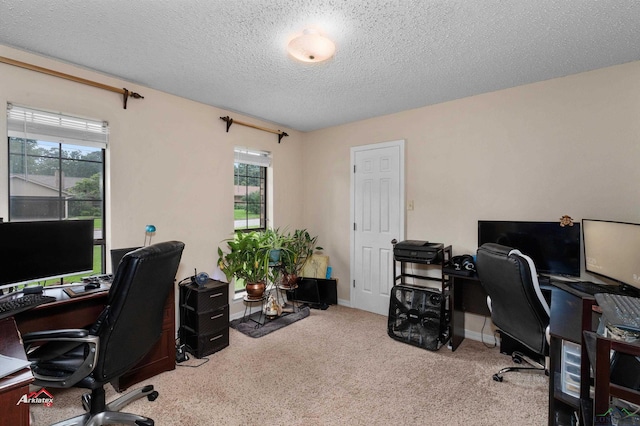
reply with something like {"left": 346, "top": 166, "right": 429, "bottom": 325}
{"left": 448, "top": 270, "right": 491, "bottom": 351}
{"left": 547, "top": 286, "right": 603, "bottom": 425}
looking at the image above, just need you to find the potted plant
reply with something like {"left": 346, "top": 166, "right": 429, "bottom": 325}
{"left": 217, "top": 231, "right": 272, "bottom": 299}
{"left": 279, "top": 229, "right": 322, "bottom": 288}
{"left": 263, "top": 227, "right": 290, "bottom": 265}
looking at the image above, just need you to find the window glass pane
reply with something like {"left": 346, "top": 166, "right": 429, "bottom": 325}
{"left": 8, "top": 138, "right": 106, "bottom": 274}
{"left": 8, "top": 107, "right": 107, "bottom": 281}
{"left": 246, "top": 176, "right": 259, "bottom": 187}
{"left": 61, "top": 143, "right": 102, "bottom": 160}
{"left": 233, "top": 148, "right": 269, "bottom": 234}
{"left": 9, "top": 196, "right": 63, "bottom": 221}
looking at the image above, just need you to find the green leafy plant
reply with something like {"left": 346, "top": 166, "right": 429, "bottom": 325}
{"left": 279, "top": 229, "right": 322, "bottom": 277}
{"left": 217, "top": 231, "right": 272, "bottom": 284}
{"left": 217, "top": 228, "right": 322, "bottom": 291}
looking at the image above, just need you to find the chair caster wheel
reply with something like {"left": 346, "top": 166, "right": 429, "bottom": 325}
{"left": 512, "top": 354, "right": 522, "bottom": 364}
{"left": 492, "top": 374, "right": 504, "bottom": 382}
{"left": 147, "top": 391, "right": 159, "bottom": 401}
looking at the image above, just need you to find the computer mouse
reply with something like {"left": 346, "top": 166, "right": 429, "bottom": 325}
{"left": 84, "top": 282, "right": 100, "bottom": 290}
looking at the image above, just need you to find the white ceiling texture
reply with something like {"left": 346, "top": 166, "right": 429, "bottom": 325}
{"left": 1, "top": 1, "right": 639, "bottom": 132}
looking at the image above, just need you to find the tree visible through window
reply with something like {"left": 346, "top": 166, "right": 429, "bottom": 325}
{"left": 9, "top": 139, "right": 104, "bottom": 221}
{"left": 234, "top": 148, "right": 270, "bottom": 231}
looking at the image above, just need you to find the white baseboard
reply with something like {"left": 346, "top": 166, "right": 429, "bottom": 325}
{"left": 337, "top": 298, "right": 351, "bottom": 307}
{"left": 463, "top": 329, "right": 498, "bottom": 346}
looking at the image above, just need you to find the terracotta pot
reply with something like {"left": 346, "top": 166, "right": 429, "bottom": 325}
{"left": 245, "top": 281, "right": 266, "bottom": 299}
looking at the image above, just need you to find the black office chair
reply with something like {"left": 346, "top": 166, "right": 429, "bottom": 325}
{"left": 476, "top": 243, "right": 550, "bottom": 382}
{"left": 23, "top": 241, "right": 185, "bottom": 426}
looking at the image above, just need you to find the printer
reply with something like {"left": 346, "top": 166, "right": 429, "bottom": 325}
{"left": 393, "top": 240, "right": 444, "bottom": 264}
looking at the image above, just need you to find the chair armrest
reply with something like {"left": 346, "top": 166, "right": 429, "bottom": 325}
{"left": 22, "top": 328, "right": 89, "bottom": 343}
{"left": 23, "top": 330, "right": 100, "bottom": 388}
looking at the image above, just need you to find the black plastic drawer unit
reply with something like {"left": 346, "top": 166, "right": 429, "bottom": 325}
{"left": 179, "top": 279, "right": 230, "bottom": 358}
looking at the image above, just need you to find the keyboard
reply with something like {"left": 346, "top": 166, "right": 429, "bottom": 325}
{"left": 0, "top": 293, "right": 57, "bottom": 320}
{"left": 595, "top": 293, "right": 640, "bottom": 333}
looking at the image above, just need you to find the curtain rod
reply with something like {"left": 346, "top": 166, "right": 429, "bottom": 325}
{"left": 220, "top": 115, "right": 288, "bottom": 143}
{"left": 0, "top": 55, "right": 144, "bottom": 109}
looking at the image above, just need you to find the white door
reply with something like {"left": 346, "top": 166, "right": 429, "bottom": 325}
{"left": 351, "top": 140, "right": 404, "bottom": 316}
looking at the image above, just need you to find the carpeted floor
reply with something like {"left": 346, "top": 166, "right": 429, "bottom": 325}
{"left": 29, "top": 305, "right": 548, "bottom": 425}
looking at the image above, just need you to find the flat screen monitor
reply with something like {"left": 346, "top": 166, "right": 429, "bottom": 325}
{"left": 294, "top": 278, "right": 323, "bottom": 307}
{"left": 110, "top": 247, "right": 141, "bottom": 274}
{"left": 0, "top": 219, "right": 94, "bottom": 289}
{"left": 583, "top": 219, "right": 640, "bottom": 291}
{"left": 478, "top": 220, "right": 581, "bottom": 277}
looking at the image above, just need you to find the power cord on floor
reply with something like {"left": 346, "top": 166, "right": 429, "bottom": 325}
{"left": 480, "top": 315, "right": 499, "bottom": 349}
{"left": 176, "top": 355, "right": 210, "bottom": 368}
{"left": 174, "top": 337, "right": 210, "bottom": 367}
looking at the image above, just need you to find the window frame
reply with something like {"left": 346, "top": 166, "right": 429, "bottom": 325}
{"left": 6, "top": 105, "right": 108, "bottom": 281}
{"left": 234, "top": 147, "right": 270, "bottom": 232}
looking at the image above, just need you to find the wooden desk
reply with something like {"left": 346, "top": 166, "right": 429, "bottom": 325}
{"left": 15, "top": 287, "right": 107, "bottom": 334}
{"left": 0, "top": 317, "right": 33, "bottom": 426}
{"left": 14, "top": 285, "right": 176, "bottom": 392}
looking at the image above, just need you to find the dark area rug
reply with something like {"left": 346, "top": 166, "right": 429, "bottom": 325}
{"left": 230, "top": 306, "right": 310, "bottom": 338}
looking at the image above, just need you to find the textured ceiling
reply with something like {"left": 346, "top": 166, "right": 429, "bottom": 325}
{"left": 1, "top": 1, "right": 639, "bottom": 132}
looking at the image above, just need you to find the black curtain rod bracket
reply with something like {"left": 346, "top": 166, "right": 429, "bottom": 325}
{"left": 219, "top": 115, "right": 288, "bottom": 143}
{"left": 123, "top": 89, "right": 144, "bottom": 109}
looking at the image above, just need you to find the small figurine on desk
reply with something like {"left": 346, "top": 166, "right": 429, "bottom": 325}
{"left": 559, "top": 215, "right": 574, "bottom": 227}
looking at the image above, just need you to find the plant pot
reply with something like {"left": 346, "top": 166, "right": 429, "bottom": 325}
{"left": 281, "top": 273, "right": 299, "bottom": 289}
{"left": 269, "top": 249, "right": 281, "bottom": 266}
{"left": 245, "top": 281, "right": 266, "bottom": 300}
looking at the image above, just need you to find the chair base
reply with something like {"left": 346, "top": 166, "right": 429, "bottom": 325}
{"left": 52, "top": 384, "right": 158, "bottom": 426}
{"left": 492, "top": 351, "right": 548, "bottom": 382}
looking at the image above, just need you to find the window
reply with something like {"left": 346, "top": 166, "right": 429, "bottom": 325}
{"left": 7, "top": 104, "right": 108, "bottom": 282}
{"left": 234, "top": 147, "right": 270, "bottom": 231}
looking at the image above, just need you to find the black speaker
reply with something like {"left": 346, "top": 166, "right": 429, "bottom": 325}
{"left": 387, "top": 284, "right": 448, "bottom": 351}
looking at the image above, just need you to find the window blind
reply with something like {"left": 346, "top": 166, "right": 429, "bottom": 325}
{"left": 6, "top": 103, "right": 108, "bottom": 149}
{"left": 234, "top": 147, "right": 271, "bottom": 167}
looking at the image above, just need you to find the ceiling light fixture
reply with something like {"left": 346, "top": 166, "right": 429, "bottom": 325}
{"left": 287, "top": 29, "right": 335, "bottom": 63}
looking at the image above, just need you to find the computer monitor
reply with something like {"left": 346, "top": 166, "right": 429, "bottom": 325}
{"left": 0, "top": 219, "right": 94, "bottom": 291}
{"left": 110, "top": 247, "right": 141, "bottom": 274}
{"left": 582, "top": 219, "right": 640, "bottom": 292}
{"left": 294, "top": 278, "right": 323, "bottom": 308}
{"left": 478, "top": 220, "right": 581, "bottom": 277}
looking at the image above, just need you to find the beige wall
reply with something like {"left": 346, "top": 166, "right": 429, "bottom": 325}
{"left": 2, "top": 43, "right": 639, "bottom": 338}
{"left": 302, "top": 61, "right": 640, "bottom": 336}
{"left": 0, "top": 45, "right": 304, "bottom": 319}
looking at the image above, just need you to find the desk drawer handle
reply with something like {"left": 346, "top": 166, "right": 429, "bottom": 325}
{"left": 209, "top": 293, "right": 223, "bottom": 298}
{"left": 210, "top": 334, "right": 223, "bottom": 342}
{"left": 210, "top": 313, "right": 223, "bottom": 320}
